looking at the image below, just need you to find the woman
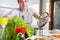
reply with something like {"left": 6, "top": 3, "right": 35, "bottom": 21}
{"left": 4, "top": 0, "right": 48, "bottom": 25}
{"left": 4, "top": 0, "right": 40, "bottom": 24}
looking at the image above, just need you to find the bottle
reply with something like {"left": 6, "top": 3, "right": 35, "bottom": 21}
{"left": 0, "top": 18, "right": 8, "bottom": 40}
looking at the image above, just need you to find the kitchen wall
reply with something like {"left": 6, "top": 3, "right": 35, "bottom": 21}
{"left": 0, "top": 0, "right": 18, "bottom": 8}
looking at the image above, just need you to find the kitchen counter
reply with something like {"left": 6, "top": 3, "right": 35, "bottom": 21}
{"left": 26, "top": 29, "right": 60, "bottom": 40}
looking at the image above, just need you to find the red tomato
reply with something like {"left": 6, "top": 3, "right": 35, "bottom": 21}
{"left": 16, "top": 27, "right": 26, "bottom": 34}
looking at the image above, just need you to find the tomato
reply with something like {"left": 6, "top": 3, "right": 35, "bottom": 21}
{"left": 16, "top": 27, "right": 26, "bottom": 34}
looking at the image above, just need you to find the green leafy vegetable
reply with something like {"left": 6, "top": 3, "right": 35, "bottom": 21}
{"left": 5, "top": 16, "right": 34, "bottom": 40}
{"left": 35, "top": 38, "right": 40, "bottom": 40}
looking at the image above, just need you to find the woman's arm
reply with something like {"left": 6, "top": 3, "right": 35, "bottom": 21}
{"left": 4, "top": 12, "right": 13, "bottom": 19}
{"left": 33, "top": 12, "right": 40, "bottom": 19}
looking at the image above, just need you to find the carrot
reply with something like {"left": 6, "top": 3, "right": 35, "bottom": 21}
{"left": 40, "top": 38, "right": 45, "bottom": 40}
{"left": 52, "top": 34, "right": 60, "bottom": 38}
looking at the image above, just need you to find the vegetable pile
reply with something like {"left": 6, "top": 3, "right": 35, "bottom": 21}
{"left": 5, "top": 16, "right": 34, "bottom": 40}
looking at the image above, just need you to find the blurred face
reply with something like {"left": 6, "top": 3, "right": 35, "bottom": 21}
{"left": 18, "top": 0, "right": 29, "bottom": 10}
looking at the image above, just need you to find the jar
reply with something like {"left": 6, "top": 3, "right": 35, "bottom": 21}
{"left": 0, "top": 18, "right": 8, "bottom": 40}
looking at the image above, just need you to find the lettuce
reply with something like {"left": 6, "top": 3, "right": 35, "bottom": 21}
{"left": 5, "top": 16, "right": 34, "bottom": 40}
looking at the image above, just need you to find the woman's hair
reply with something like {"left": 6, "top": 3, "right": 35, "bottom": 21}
{"left": 18, "top": 0, "right": 29, "bottom": 2}
{"left": 17, "top": 0, "right": 19, "bottom": 2}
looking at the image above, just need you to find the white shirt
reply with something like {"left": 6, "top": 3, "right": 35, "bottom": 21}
{"left": 11, "top": 7, "right": 36, "bottom": 24}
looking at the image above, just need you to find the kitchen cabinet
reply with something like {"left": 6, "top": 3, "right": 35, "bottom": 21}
{"left": 49, "top": 0, "right": 60, "bottom": 30}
